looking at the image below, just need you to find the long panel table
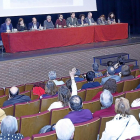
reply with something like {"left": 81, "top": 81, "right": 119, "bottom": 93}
{"left": 1, "top": 23, "right": 128, "bottom": 53}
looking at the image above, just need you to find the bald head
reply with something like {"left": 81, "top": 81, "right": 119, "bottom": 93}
{"left": 9, "top": 87, "right": 19, "bottom": 97}
{"left": 107, "top": 66, "right": 115, "bottom": 75}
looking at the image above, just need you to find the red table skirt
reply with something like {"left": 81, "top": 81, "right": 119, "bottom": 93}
{"left": 1, "top": 23, "right": 128, "bottom": 53}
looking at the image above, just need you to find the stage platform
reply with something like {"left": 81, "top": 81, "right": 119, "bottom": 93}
{"left": 0, "top": 35, "right": 140, "bottom": 88}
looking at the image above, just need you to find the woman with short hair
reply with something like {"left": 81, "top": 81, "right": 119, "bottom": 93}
{"left": 101, "top": 97, "right": 140, "bottom": 140}
{"left": 78, "top": 14, "right": 88, "bottom": 26}
{"left": 17, "top": 18, "right": 27, "bottom": 31}
{"left": 97, "top": 15, "right": 107, "bottom": 25}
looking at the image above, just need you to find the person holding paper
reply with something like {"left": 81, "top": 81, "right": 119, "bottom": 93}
{"left": 28, "top": 17, "right": 40, "bottom": 30}
{"left": 66, "top": 12, "right": 78, "bottom": 27}
{"left": 44, "top": 15, "right": 54, "bottom": 29}
{"left": 0, "top": 18, "right": 13, "bottom": 33}
{"left": 85, "top": 12, "right": 95, "bottom": 25}
{"left": 17, "top": 18, "right": 27, "bottom": 31}
{"left": 55, "top": 14, "right": 67, "bottom": 28}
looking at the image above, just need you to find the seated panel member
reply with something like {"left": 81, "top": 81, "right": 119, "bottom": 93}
{"left": 28, "top": 17, "right": 40, "bottom": 30}
{"left": 85, "top": 12, "right": 95, "bottom": 25}
{"left": 44, "top": 15, "right": 54, "bottom": 29}
{"left": 97, "top": 15, "right": 108, "bottom": 25}
{"left": 108, "top": 12, "right": 116, "bottom": 24}
{"left": 1, "top": 18, "right": 13, "bottom": 33}
{"left": 66, "top": 12, "right": 78, "bottom": 27}
{"left": 78, "top": 14, "right": 88, "bottom": 26}
{"left": 55, "top": 14, "right": 67, "bottom": 28}
{"left": 17, "top": 18, "right": 27, "bottom": 31}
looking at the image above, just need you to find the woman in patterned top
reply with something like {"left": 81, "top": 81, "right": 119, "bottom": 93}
{"left": 92, "top": 62, "right": 103, "bottom": 78}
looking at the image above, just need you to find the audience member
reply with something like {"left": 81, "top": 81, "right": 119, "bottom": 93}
{"left": 64, "top": 95, "right": 93, "bottom": 124}
{"left": 81, "top": 71, "right": 100, "bottom": 90}
{"left": 66, "top": 12, "right": 78, "bottom": 27}
{"left": 114, "top": 56, "right": 125, "bottom": 74}
{"left": 107, "top": 61, "right": 114, "bottom": 67}
{"left": 28, "top": 17, "right": 40, "bottom": 30}
{"left": 0, "top": 109, "right": 6, "bottom": 129}
{"left": 101, "top": 97, "right": 140, "bottom": 140}
{"left": 85, "top": 12, "right": 95, "bottom": 25}
{"left": 92, "top": 62, "right": 103, "bottom": 78}
{"left": 48, "top": 68, "right": 77, "bottom": 111}
{"left": 131, "top": 98, "right": 140, "bottom": 108}
{"left": 108, "top": 12, "right": 116, "bottom": 24}
{"left": 101, "top": 66, "right": 121, "bottom": 85}
{"left": 97, "top": 15, "right": 107, "bottom": 25}
{"left": 0, "top": 116, "right": 24, "bottom": 139}
{"left": 48, "top": 71, "right": 64, "bottom": 86}
{"left": 92, "top": 79, "right": 118, "bottom": 100}
{"left": 93, "top": 90, "right": 116, "bottom": 118}
{"left": 55, "top": 14, "right": 67, "bottom": 28}
{"left": 17, "top": 18, "right": 27, "bottom": 31}
{"left": 120, "top": 65, "right": 134, "bottom": 81}
{"left": 1, "top": 18, "right": 13, "bottom": 33}
{"left": 3, "top": 86, "right": 31, "bottom": 107}
{"left": 44, "top": 15, "right": 54, "bottom": 29}
{"left": 74, "top": 69, "right": 84, "bottom": 82}
{"left": 55, "top": 119, "right": 75, "bottom": 140}
{"left": 78, "top": 14, "right": 88, "bottom": 26}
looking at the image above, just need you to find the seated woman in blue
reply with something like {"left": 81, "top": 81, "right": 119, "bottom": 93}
{"left": 97, "top": 15, "right": 108, "bottom": 25}
{"left": 78, "top": 14, "right": 88, "bottom": 26}
{"left": 108, "top": 12, "right": 116, "bottom": 24}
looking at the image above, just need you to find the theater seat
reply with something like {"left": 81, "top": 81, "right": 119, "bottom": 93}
{"left": 50, "top": 107, "right": 70, "bottom": 125}
{"left": 116, "top": 81, "right": 124, "bottom": 93}
{"left": 83, "top": 99, "right": 101, "bottom": 113}
{"left": 113, "top": 92, "right": 125, "bottom": 104}
{"left": 20, "top": 111, "right": 50, "bottom": 137}
{"left": 61, "top": 76, "right": 70, "bottom": 83}
{"left": 131, "top": 69, "right": 138, "bottom": 78}
{"left": 129, "top": 64, "right": 134, "bottom": 70}
{"left": 131, "top": 136, "right": 140, "bottom": 140}
{"left": 20, "top": 91, "right": 31, "bottom": 97}
{"left": 32, "top": 131, "right": 57, "bottom": 140}
{"left": 31, "top": 90, "right": 39, "bottom": 100}
{"left": 85, "top": 86, "right": 103, "bottom": 101}
{"left": 98, "top": 114, "right": 115, "bottom": 139}
{"left": 25, "top": 83, "right": 34, "bottom": 91}
{"left": 131, "top": 107, "right": 140, "bottom": 123}
{"left": 0, "top": 88, "right": 5, "bottom": 96}
{"left": 40, "top": 96, "right": 58, "bottom": 112}
{"left": 0, "top": 95, "right": 8, "bottom": 107}
{"left": 76, "top": 80, "right": 87, "bottom": 90}
{"left": 125, "top": 89, "right": 140, "bottom": 105}
{"left": 100, "top": 69, "right": 107, "bottom": 75}
{"left": 123, "top": 78, "right": 140, "bottom": 92}
{"left": 94, "top": 76, "right": 104, "bottom": 83}
{"left": 15, "top": 99, "right": 40, "bottom": 118}
{"left": 21, "top": 137, "right": 31, "bottom": 140}
{"left": 1, "top": 105, "right": 14, "bottom": 116}
{"left": 74, "top": 118, "right": 100, "bottom": 140}
{"left": 77, "top": 89, "right": 86, "bottom": 101}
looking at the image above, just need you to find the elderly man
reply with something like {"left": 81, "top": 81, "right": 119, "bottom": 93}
{"left": 44, "top": 15, "right": 54, "bottom": 29}
{"left": 85, "top": 12, "right": 95, "bottom": 25}
{"left": 1, "top": 18, "right": 13, "bottom": 33}
{"left": 0, "top": 116, "right": 24, "bottom": 139}
{"left": 28, "top": 17, "right": 40, "bottom": 30}
{"left": 92, "top": 62, "right": 103, "bottom": 78}
{"left": 64, "top": 95, "right": 93, "bottom": 124}
{"left": 74, "top": 69, "right": 84, "bottom": 82}
{"left": 66, "top": 12, "right": 78, "bottom": 27}
{"left": 48, "top": 71, "right": 64, "bottom": 86}
{"left": 93, "top": 90, "right": 116, "bottom": 118}
{"left": 101, "top": 66, "right": 121, "bottom": 85}
{"left": 56, "top": 119, "right": 75, "bottom": 140}
{"left": 3, "top": 86, "right": 31, "bottom": 107}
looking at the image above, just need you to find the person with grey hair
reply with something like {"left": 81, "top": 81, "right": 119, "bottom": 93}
{"left": 3, "top": 86, "right": 31, "bottom": 107}
{"left": 1, "top": 18, "right": 13, "bottom": 33}
{"left": 101, "top": 66, "right": 121, "bottom": 85}
{"left": 55, "top": 119, "right": 75, "bottom": 140}
{"left": 93, "top": 89, "right": 116, "bottom": 118}
{"left": 0, "top": 116, "right": 24, "bottom": 139}
{"left": 44, "top": 15, "right": 54, "bottom": 29}
{"left": 92, "top": 62, "right": 103, "bottom": 78}
{"left": 48, "top": 71, "right": 64, "bottom": 86}
{"left": 85, "top": 12, "right": 95, "bottom": 25}
{"left": 74, "top": 68, "right": 84, "bottom": 82}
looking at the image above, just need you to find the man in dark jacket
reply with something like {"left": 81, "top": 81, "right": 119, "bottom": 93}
{"left": 3, "top": 86, "right": 31, "bottom": 107}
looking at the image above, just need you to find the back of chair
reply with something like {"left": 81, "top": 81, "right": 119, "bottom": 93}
{"left": 131, "top": 136, "right": 140, "bottom": 140}
{"left": 50, "top": 107, "right": 70, "bottom": 125}
{"left": 15, "top": 99, "right": 40, "bottom": 118}
{"left": 123, "top": 78, "right": 140, "bottom": 92}
{"left": 125, "top": 89, "right": 140, "bottom": 105}
{"left": 117, "top": 81, "right": 124, "bottom": 93}
{"left": 74, "top": 118, "right": 100, "bottom": 140}
{"left": 113, "top": 92, "right": 125, "bottom": 104}
{"left": 21, "top": 137, "right": 31, "bottom": 140}
{"left": 0, "top": 95, "right": 8, "bottom": 107}
{"left": 25, "top": 83, "right": 34, "bottom": 91}
{"left": 76, "top": 80, "right": 87, "bottom": 90}
{"left": 20, "top": 91, "right": 31, "bottom": 97}
{"left": 77, "top": 90, "right": 86, "bottom": 101}
{"left": 100, "top": 69, "right": 107, "bottom": 75}
{"left": 0, "top": 88, "right": 5, "bottom": 96}
{"left": 1, "top": 105, "right": 14, "bottom": 116}
{"left": 94, "top": 76, "right": 104, "bottom": 83}
{"left": 32, "top": 131, "right": 57, "bottom": 140}
{"left": 61, "top": 76, "right": 70, "bottom": 83}
{"left": 99, "top": 115, "right": 115, "bottom": 139}
{"left": 17, "top": 84, "right": 25, "bottom": 93}
{"left": 31, "top": 90, "right": 39, "bottom": 100}
{"left": 129, "top": 64, "right": 134, "bottom": 70}
{"left": 20, "top": 111, "right": 51, "bottom": 137}
{"left": 5, "top": 87, "right": 10, "bottom": 96}
{"left": 131, "top": 70, "right": 137, "bottom": 77}
{"left": 131, "top": 107, "right": 140, "bottom": 123}
{"left": 85, "top": 86, "right": 103, "bottom": 101}
{"left": 135, "top": 70, "right": 140, "bottom": 77}
{"left": 40, "top": 96, "right": 58, "bottom": 112}
{"left": 83, "top": 99, "right": 101, "bottom": 113}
